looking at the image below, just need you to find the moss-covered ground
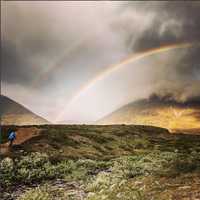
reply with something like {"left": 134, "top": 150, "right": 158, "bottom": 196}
{"left": 1, "top": 125, "right": 200, "bottom": 200}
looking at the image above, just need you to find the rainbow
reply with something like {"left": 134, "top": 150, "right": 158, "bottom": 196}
{"left": 32, "top": 35, "right": 92, "bottom": 88}
{"left": 55, "top": 42, "right": 199, "bottom": 121}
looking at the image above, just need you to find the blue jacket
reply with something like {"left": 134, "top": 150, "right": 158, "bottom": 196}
{"left": 8, "top": 131, "right": 16, "bottom": 141}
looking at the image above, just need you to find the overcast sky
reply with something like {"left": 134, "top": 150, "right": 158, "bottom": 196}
{"left": 1, "top": 1, "right": 200, "bottom": 123}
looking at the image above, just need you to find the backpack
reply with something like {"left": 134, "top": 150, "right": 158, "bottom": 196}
{"left": 8, "top": 131, "right": 16, "bottom": 141}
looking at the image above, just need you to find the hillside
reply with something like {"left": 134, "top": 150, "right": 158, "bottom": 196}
{"left": 98, "top": 95, "right": 200, "bottom": 133}
{"left": 0, "top": 95, "right": 49, "bottom": 125}
{"left": 1, "top": 125, "right": 200, "bottom": 200}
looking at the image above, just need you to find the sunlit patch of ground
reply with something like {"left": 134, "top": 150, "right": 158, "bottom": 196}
{"left": 109, "top": 107, "right": 200, "bottom": 133}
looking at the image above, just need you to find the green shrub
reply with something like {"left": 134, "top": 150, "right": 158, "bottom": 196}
{"left": 0, "top": 152, "right": 81, "bottom": 187}
{"left": 0, "top": 157, "right": 14, "bottom": 186}
{"left": 86, "top": 172, "right": 145, "bottom": 200}
{"left": 0, "top": 152, "right": 113, "bottom": 188}
{"left": 77, "top": 159, "right": 111, "bottom": 172}
{"left": 18, "top": 185, "right": 52, "bottom": 200}
{"left": 17, "top": 184, "right": 73, "bottom": 200}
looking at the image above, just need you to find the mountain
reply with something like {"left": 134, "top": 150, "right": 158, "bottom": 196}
{"left": 98, "top": 94, "right": 200, "bottom": 133}
{"left": 0, "top": 95, "right": 49, "bottom": 125}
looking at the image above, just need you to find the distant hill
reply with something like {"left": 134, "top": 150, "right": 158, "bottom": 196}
{"left": 0, "top": 95, "right": 49, "bottom": 125}
{"left": 98, "top": 94, "right": 200, "bottom": 133}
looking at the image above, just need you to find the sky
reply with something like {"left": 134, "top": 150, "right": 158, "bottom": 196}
{"left": 1, "top": 1, "right": 200, "bottom": 123}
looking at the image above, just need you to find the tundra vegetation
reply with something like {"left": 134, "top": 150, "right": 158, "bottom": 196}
{"left": 0, "top": 125, "right": 200, "bottom": 200}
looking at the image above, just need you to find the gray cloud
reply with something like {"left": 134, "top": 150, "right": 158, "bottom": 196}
{"left": 121, "top": 1, "right": 200, "bottom": 51}
{"left": 114, "top": 1, "right": 200, "bottom": 103}
{"left": 1, "top": 2, "right": 68, "bottom": 87}
{"left": 149, "top": 45, "right": 200, "bottom": 103}
{"left": 1, "top": 2, "right": 126, "bottom": 89}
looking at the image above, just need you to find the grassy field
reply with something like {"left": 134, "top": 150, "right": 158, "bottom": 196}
{"left": 1, "top": 125, "right": 200, "bottom": 200}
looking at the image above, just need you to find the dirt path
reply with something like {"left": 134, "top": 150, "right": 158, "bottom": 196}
{"left": 0, "top": 127, "right": 41, "bottom": 155}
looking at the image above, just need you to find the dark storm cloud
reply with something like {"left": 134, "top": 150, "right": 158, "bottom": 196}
{"left": 175, "top": 47, "right": 200, "bottom": 80}
{"left": 150, "top": 45, "right": 200, "bottom": 102}
{"left": 1, "top": 2, "right": 126, "bottom": 89}
{"left": 3, "top": 1, "right": 200, "bottom": 89}
{"left": 1, "top": 38, "right": 66, "bottom": 85}
{"left": 111, "top": 2, "right": 200, "bottom": 99}
{"left": 2, "top": 41, "right": 35, "bottom": 84}
{"left": 126, "top": 1, "right": 200, "bottom": 51}
{"left": 1, "top": 3, "right": 64, "bottom": 87}
{"left": 148, "top": 93, "right": 200, "bottom": 121}
{"left": 1, "top": 2, "right": 89, "bottom": 87}
{"left": 117, "top": 1, "right": 200, "bottom": 102}
{"left": 148, "top": 93, "right": 200, "bottom": 108}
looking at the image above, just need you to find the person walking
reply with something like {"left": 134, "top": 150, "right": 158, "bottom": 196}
{"left": 8, "top": 129, "right": 16, "bottom": 147}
